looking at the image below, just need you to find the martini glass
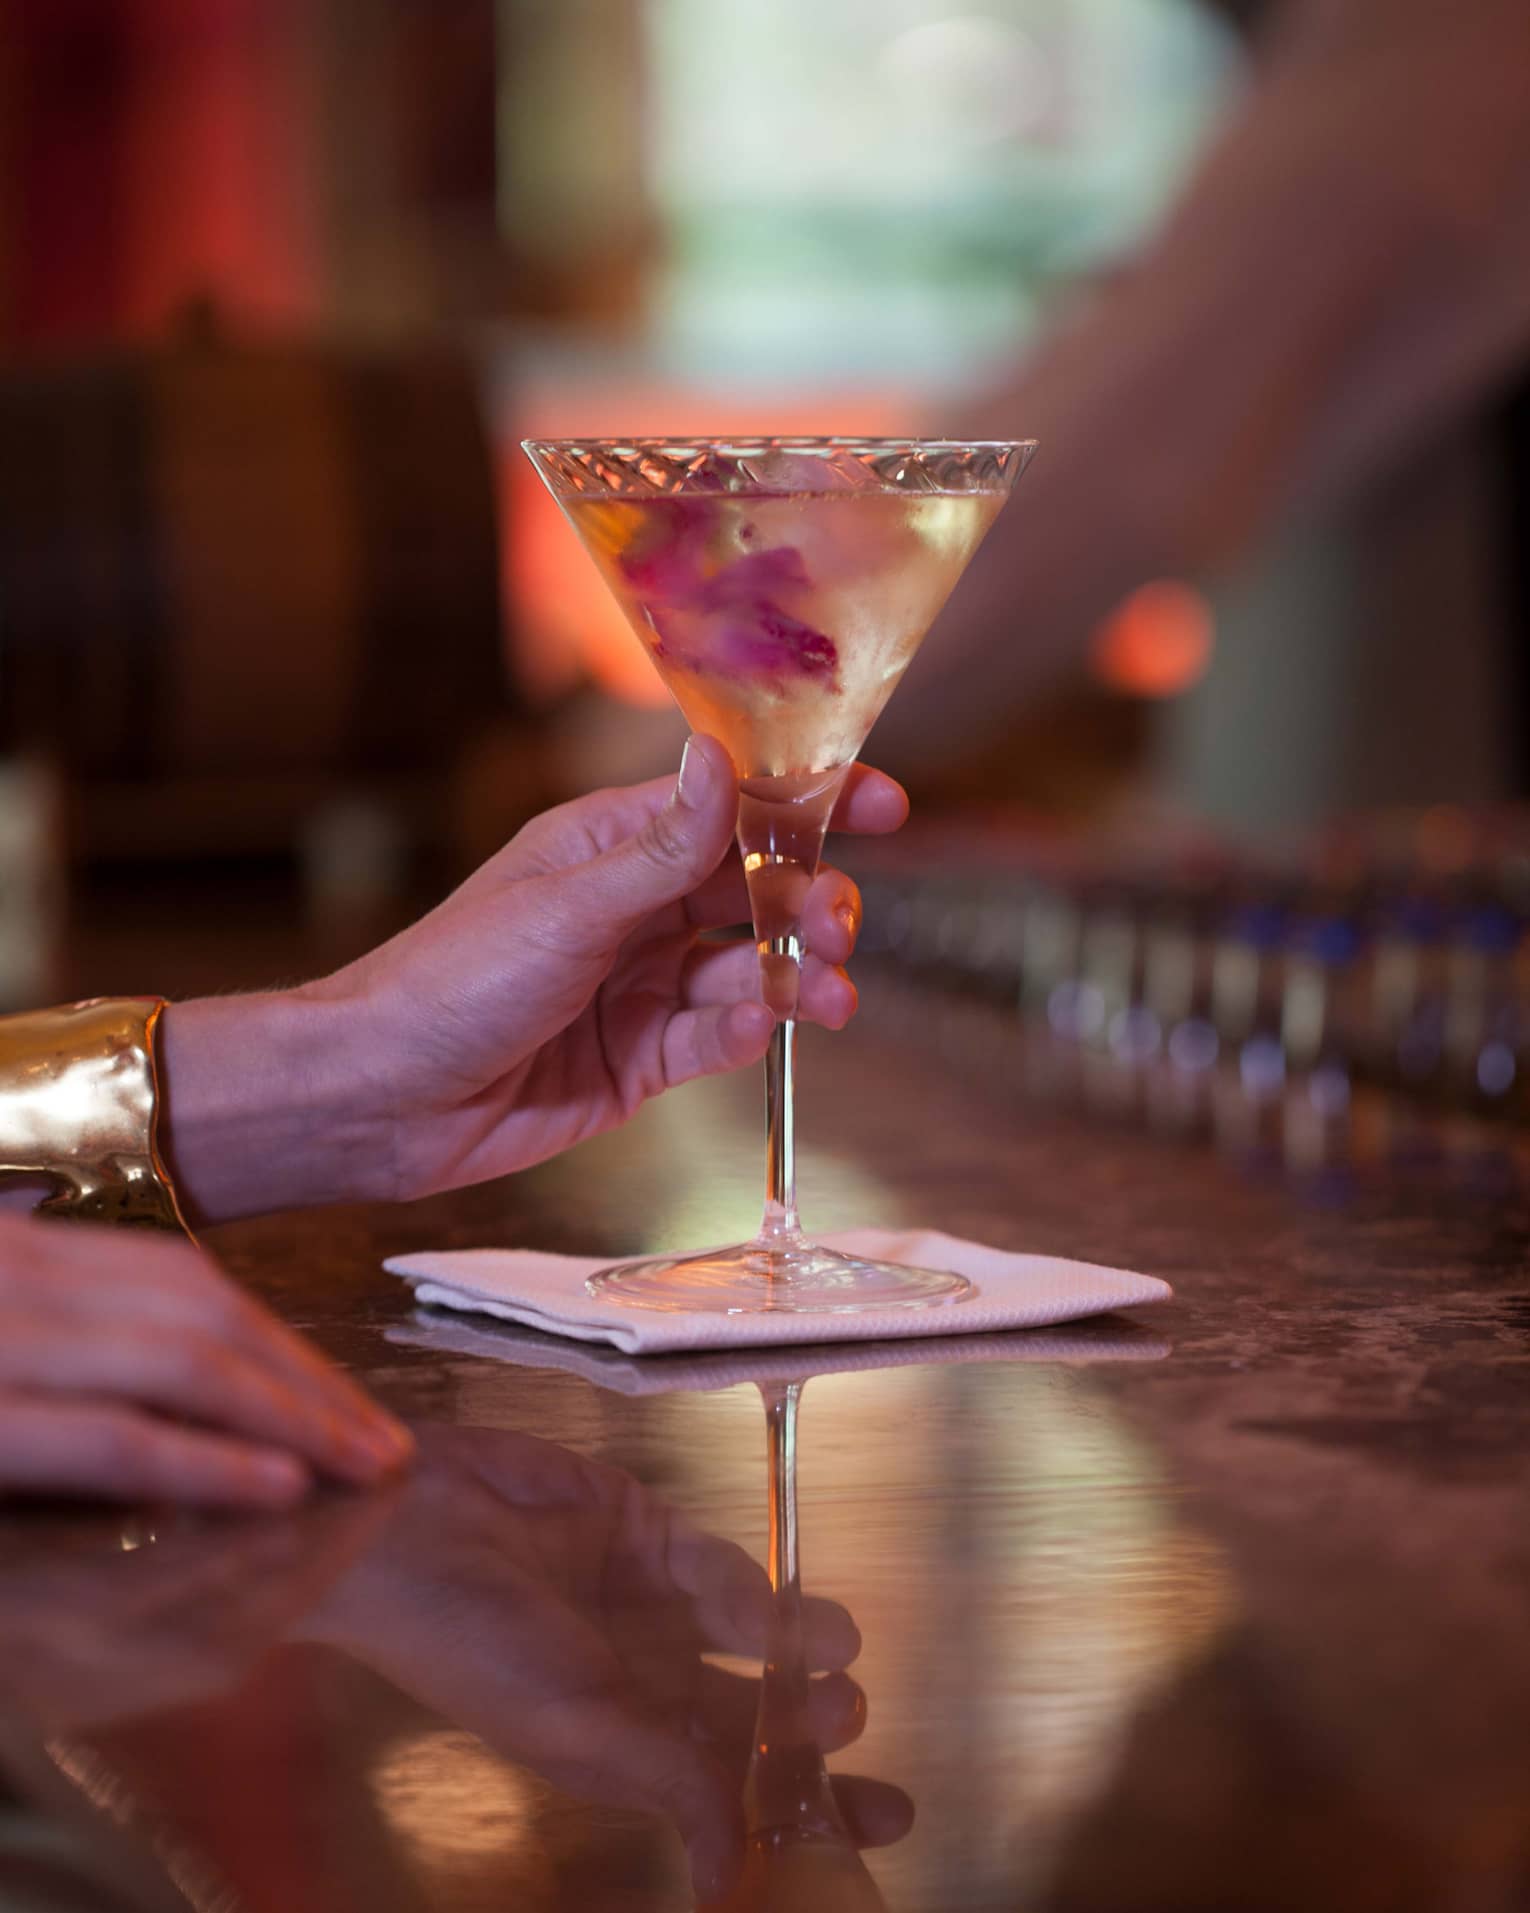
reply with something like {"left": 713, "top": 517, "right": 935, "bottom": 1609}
{"left": 523, "top": 437, "right": 1034, "bottom": 1313}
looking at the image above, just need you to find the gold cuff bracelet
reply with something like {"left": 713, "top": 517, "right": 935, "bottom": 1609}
{"left": 0, "top": 999, "right": 189, "bottom": 1231}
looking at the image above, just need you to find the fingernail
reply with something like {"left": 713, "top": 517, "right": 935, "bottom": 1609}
{"left": 368, "top": 1409, "right": 414, "bottom": 1458}
{"left": 729, "top": 1001, "right": 775, "bottom": 1046}
{"left": 254, "top": 1453, "right": 308, "bottom": 1500}
{"left": 376, "top": 1426, "right": 415, "bottom": 1470}
{"left": 357, "top": 1418, "right": 413, "bottom": 1472}
{"left": 835, "top": 904, "right": 858, "bottom": 941}
{"left": 676, "top": 736, "right": 716, "bottom": 810}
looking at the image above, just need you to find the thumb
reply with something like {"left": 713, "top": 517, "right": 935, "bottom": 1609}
{"left": 544, "top": 734, "right": 738, "bottom": 944}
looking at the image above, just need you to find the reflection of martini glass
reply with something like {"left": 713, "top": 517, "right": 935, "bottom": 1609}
{"left": 709, "top": 1380, "right": 889, "bottom": 1913}
{"left": 523, "top": 438, "right": 1035, "bottom": 1313}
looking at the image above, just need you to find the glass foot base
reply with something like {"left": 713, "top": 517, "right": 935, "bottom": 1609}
{"left": 586, "top": 1240, "right": 973, "bottom": 1315}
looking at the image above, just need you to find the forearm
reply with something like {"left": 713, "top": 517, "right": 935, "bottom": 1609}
{"left": 1132, "top": 1, "right": 1530, "bottom": 547}
{"left": 157, "top": 990, "right": 396, "bottom": 1227}
{"left": 881, "top": 0, "right": 1530, "bottom": 764}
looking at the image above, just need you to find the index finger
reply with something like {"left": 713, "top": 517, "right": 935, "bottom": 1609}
{"left": 513, "top": 758, "right": 907, "bottom": 883}
{"left": 830, "top": 764, "right": 909, "bottom": 836}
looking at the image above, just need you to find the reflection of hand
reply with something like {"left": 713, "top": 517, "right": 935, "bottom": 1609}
{"left": 0, "top": 1218, "right": 411, "bottom": 1507}
{"left": 0, "top": 1489, "right": 390, "bottom": 1733}
{"left": 163, "top": 738, "right": 907, "bottom": 1224}
{"left": 300, "top": 1425, "right": 911, "bottom": 1901}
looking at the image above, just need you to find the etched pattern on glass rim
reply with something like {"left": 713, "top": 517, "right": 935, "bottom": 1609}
{"left": 523, "top": 436, "right": 1036, "bottom": 499}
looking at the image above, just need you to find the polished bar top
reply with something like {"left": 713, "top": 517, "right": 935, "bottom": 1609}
{"left": 3, "top": 984, "right": 1530, "bottom": 1910}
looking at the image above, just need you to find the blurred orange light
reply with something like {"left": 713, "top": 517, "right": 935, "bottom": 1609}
{"left": 1091, "top": 580, "right": 1214, "bottom": 699}
{"left": 506, "top": 461, "right": 671, "bottom": 707}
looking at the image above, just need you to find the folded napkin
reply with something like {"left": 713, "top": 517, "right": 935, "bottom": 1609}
{"left": 383, "top": 1227, "right": 1170, "bottom": 1357}
{"left": 386, "top": 1312, "right": 1171, "bottom": 1395}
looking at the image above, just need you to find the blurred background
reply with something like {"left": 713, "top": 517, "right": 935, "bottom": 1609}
{"left": 3, "top": 0, "right": 1530, "bottom": 1161}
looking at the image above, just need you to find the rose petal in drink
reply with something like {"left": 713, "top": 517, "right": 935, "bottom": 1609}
{"left": 624, "top": 522, "right": 837, "bottom": 687}
{"left": 715, "top": 607, "right": 839, "bottom": 684}
{"left": 651, "top": 604, "right": 840, "bottom": 689}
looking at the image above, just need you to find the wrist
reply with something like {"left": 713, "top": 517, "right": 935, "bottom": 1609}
{"left": 157, "top": 987, "right": 397, "bottom": 1226}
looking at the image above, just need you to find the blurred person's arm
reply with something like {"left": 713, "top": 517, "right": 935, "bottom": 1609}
{"left": 880, "top": 0, "right": 1530, "bottom": 765}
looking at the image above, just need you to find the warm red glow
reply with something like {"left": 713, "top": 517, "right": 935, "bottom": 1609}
{"left": 7, "top": 0, "right": 319, "bottom": 346}
{"left": 1091, "top": 580, "right": 1214, "bottom": 699}
{"left": 506, "top": 452, "right": 670, "bottom": 707}
{"left": 120, "top": 0, "right": 320, "bottom": 333}
{"left": 504, "top": 387, "right": 916, "bottom": 708}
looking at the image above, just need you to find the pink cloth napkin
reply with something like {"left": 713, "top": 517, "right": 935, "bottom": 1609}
{"left": 383, "top": 1227, "right": 1171, "bottom": 1358}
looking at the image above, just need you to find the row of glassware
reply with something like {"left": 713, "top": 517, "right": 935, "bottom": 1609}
{"left": 855, "top": 831, "right": 1530, "bottom": 1129}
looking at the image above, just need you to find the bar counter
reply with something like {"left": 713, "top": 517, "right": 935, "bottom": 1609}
{"left": 3, "top": 981, "right": 1529, "bottom": 1910}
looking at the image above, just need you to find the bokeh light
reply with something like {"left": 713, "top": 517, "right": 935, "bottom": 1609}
{"left": 1091, "top": 579, "right": 1215, "bottom": 699}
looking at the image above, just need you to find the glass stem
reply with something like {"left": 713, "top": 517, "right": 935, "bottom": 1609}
{"left": 763, "top": 1379, "right": 801, "bottom": 1597}
{"left": 738, "top": 767, "right": 844, "bottom": 1265}
{"left": 762, "top": 1014, "right": 800, "bottom": 1246}
{"left": 749, "top": 1381, "right": 845, "bottom": 1844}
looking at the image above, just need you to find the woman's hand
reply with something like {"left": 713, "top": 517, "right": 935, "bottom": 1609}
{"left": 0, "top": 1217, "right": 411, "bottom": 1506}
{"left": 162, "top": 736, "right": 907, "bottom": 1222}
